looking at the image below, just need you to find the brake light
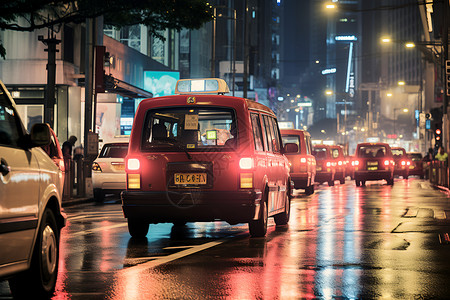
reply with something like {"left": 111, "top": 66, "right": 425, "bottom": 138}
{"left": 338, "top": 160, "right": 343, "bottom": 166}
{"left": 326, "top": 162, "right": 331, "bottom": 167}
{"left": 401, "top": 160, "right": 406, "bottom": 166}
{"left": 240, "top": 173, "right": 253, "bottom": 188}
{"left": 384, "top": 160, "right": 390, "bottom": 166}
{"left": 407, "top": 161, "right": 411, "bottom": 166}
{"left": 352, "top": 160, "right": 359, "bottom": 166}
{"left": 127, "top": 158, "right": 140, "bottom": 171}
{"left": 239, "top": 158, "right": 253, "bottom": 169}
{"left": 92, "top": 162, "right": 102, "bottom": 172}
{"left": 300, "top": 157, "right": 307, "bottom": 163}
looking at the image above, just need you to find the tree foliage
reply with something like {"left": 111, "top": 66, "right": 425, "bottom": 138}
{"left": 0, "top": 0, "right": 214, "bottom": 58}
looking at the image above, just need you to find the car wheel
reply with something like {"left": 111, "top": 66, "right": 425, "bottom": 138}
{"left": 93, "top": 188, "right": 104, "bottom": 203}
{"left": 356, "top": 180, "right": 361, "bottom": 187}
{"left": 404, "top": 175, "right": 409, "bottom": 180}
{"left": 274, "top": 192, "right": 290, "bottom": 225}
{"left": 361, "top": 180, "right": 366, "bottom": 186}
{"left": 328, "top": 180, "right": 335, "bottom": 186}
{"left": 249, "top": 197, "right": 268, "bottom": 237}
{"left": 340, "top": 177, "right": 345, "bottom": 184}
{"left": 9, "top": 209, "right": 60, "bottom": 299}
{"left": 420, "top": 174, "right": 424, "bottom": 179}
{"left": 387, "top": 177, "right": 394, "bottom": 185}
{"left": 305, "top": 184, "right": 314, "bottom": 195}
{"left": 128, "top": 219, "right": 149, "bottom": 238}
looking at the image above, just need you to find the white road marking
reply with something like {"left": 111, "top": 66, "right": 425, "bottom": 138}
{"left": 120, "top": 237, "right": 230, "bottom": 274}
{"left": 70, "top": 223, "right": 128, "bottom": 236}
{"left": 434, "top": 209, "right": 447, "bottom": 220}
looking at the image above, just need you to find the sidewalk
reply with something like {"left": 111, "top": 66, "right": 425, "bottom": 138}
{"left": 62, "top": 196, "right": 94, "bottom": 207}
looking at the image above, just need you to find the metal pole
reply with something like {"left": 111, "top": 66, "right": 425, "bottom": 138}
{"left": 243, "top": 0, "right": 248, "bottom": 98}
{"left": 211, "top": 7, "right": 216, "bottom": 78}
{"left": 233, "top": 8, "right": 236, "bottom": 96}
{"left": 42, "top": 27, "right": 60, "bottom": 128}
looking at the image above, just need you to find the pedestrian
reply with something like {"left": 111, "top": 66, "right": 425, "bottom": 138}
{"left": 423, "top": 148, "right": 434, "bottom": 162}
{"left": 435, "top": 146, "right": 448, "bottom": 162}
{"left": 62, "top": 135, "right": 77, "bottom": 159}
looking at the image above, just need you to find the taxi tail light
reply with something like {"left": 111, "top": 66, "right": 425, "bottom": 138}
{"left": 384, "top": 160, "right": 390, "bottom": 166}
{"left": 240, "top": 173, "right": 253, "bottom": 188}
{"left": 127, "top": 158, "right": 140, "bottom": 171}
{"left": 338, "top": 160, "right": 343, "bottom": 166}
{"left": 92, "top": 162, "right": 102, "bottom": 172}
{"left": 352, "top": 160, "right": 360, "bottom": 166}
{"left": 407, "top": 160, "right": 411, "bottom": 166}
{"left": 128, "top": 174, "right": 141, "bottom": 189}
{"left": 300, "top": 157, "right": 307, "bottom": 163}
{"left": 326, "top": 161, "right": 331, "bottom": 167}
{"left": 239, "top": 158, "right": 254, "bottom": 170}
{"left": 401, "top": 160, "right": 406, "bottom": 166}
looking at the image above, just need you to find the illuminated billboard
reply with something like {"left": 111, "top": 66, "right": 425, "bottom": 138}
{"left": 144, "top": 71, "right": 180, "bottom": 97}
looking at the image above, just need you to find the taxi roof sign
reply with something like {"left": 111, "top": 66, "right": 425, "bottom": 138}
{"left": 175, "top": 78, "right": 230, "bottom": 95}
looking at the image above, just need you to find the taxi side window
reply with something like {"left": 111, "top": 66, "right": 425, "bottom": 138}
{"left": 250, "top": 113, "right": 264, "bottom": 151}
{"left": 270, "top": 117, "right": 282, "bottom": 153}
{"left": 262, "top": 115, "right": 273, "bottom": 152}
{"left": 305, "top": 136, "right": 311, "bottom": 155}
{"left": 0, "top": 90, "right": 22, "bottom": 147}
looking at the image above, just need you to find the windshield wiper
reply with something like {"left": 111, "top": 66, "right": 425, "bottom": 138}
{"left": 152, "top": 140, "right": 192, "bottom": 160}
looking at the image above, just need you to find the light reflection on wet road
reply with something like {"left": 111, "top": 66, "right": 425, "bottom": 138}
{"left": 2, "top": 178, "right": 450, "bottom": 299}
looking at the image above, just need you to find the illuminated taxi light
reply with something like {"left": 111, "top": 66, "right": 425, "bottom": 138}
{"left": 384, "top": 160, "right": 390, "bottom": 166}
{"left": 300, "top": 157, "right": 307, "bottom": 163}
{"left": 175, "top": 78, "right": 230, "bottom": 94}
{"left": 407, "top": 161, "right": 411, "bottom": 165}
{"left": 352, "top": 160, "right": 359, "bottom": 166}
{"left": 338, "top": 161, "right": 343, "bottom": 166}
{"left": 127, "top": 158, "right": 140, "bottom": 171}
{"left": 401, "top": 160, "right": 406, "bottom": 166}
{"left": 239, "top": 158, "right": 254, "bottom": 170}
{"left": 240, "top": 173, "right": 253, "bottom": 188}
{"left": 128, "top": 174, "right": 141, "bottom": 189}
{"left": 92, "top": 162, "right": 102, "bottom": 172}
{"left": 326, "top": 162, "right": 331, "bottom": 167}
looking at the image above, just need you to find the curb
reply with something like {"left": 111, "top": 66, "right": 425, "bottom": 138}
{"left": 62, "top": 197, "right": 94, "bottom": 207}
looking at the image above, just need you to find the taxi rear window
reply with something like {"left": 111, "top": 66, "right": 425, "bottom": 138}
{"left": 392, "top": 149, "right": 406, "bottom": 156}
{"left": 141, "top": 107, "right": 236, "bottom": 151}
{"left": 313, "top": 147, "right": 327, "bottom": 159}
{"left": 358, "top": 146, "right": 387, "bottom": 158}
{"left": 281, "top": 135, "right": 300, "bottom": 153}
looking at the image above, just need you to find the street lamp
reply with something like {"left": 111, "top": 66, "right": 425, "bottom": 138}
{"left": 394, "top": 108, "right": 409, "bottom": 139}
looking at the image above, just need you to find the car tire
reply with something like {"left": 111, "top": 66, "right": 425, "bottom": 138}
{"left": 274, "top": 191, "right": 290, "bottom": 226}
{"left": 328, "top": 180, "right": 335, "bottom": 186}
{"left": 340, "top": 177, "right": 345, "bottom": 184}
{"left": 356, "top": 180, "right": 361, "bottom": 187}
{"left": 420, "top": 174, "right": 424, "bottom": 179}
{"left": 404, "top": 175, "right": 409, "bottom": 180}
{"left": 387, "top": 177, "right": 394, "bottom": 185}
{"left": 127, "top": 219, "right": 149, "bottom": 238}
{"left": 305, "top": 184, "right": 314, "bottom": 195}
{"left": 361, "top": 180, "right": 366, "bottom": 186}
{"left": 9, "top": 208, "right": 60, "bottom": 299}
{"left": 93, "top": 188, "right": 104, "bottom": 203}
{"left": 249, "top": 197, "right": 268, "bottom": 237}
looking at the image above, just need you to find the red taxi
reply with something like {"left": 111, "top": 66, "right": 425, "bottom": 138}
{"left": 353, "top": 142, "right": 395, "bottom": 186}
{"left": 407, "top": 152, "right": 425, "bottom": 179}
{"left": 281, "top": 129, "right": 316, "bottom": 195}
{"left": 392, "top": 147, "right": 411, "bottom": 179}
{"left": 330, "top": 145, "right": 346, "bottom": 184}
{"left": 312, "top": 144, "right": 336, "bottom": 186}
{"left": 121, "top": 78, "right": 296, "bottom": 238}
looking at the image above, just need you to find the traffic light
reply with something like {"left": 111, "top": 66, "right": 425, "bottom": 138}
{"left": 447, "top": 60, "right": 450, "bottom": 96}
{"left": 435, "top": 123, "right": 442, "bottom": 147}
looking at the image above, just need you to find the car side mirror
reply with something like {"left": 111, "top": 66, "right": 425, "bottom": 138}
{"left": 283, "top": 143, "right": 298, "bottom": 154}
{"left": 30, "top": 123, "right": 51, "bottom": 148}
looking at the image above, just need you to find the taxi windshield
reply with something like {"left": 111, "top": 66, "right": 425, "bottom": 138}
{"left": 313, "top": 148, "right": 327, "bottom": 159}
{"left": 141, "top": 107, "right": 236, "bottom": 151}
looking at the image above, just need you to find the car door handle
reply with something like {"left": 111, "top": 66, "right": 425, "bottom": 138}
{"left": 0, "top": 158, "right": 10, "bottom": 176}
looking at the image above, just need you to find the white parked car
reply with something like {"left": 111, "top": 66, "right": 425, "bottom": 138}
{"left": 0, "top": 80, "right": 66, "bottom": 298}
{"left": 92, "top": 142, "right": 129, "bottom": 202}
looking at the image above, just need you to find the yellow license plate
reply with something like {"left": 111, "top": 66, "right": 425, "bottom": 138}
{"left": 316, "top": 166, "right": 322, "bottom": 171}
{"left": 409, "top": 166, "right": 414, "bottom": 169}
{"left": 367, "top": 166, "right": 378, "bottom": 171}
{"left": 112, "top": 163, "right": 125, "bottom": 171}
{"left": 174, "top": 173, "right": 207, "bottom": 185}
{"left": 367, "top": 161, "right": 378, "bottom": 166}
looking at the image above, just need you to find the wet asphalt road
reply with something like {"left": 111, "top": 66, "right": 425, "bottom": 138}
{"left": 2, "top": 177, "right": 450, "bottom": 299}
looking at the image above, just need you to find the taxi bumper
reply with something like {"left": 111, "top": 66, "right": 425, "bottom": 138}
{"left": 121, "top": 190, "right": 262, "bottom": 224}
{"left": 290, "top": 172, "right": 309, "bottom": 189}
{"left": 315, "top": 172, "right": 333, "bottom": 183}
{"left": 355, "top": 170, "right": 391, "bottom": 181}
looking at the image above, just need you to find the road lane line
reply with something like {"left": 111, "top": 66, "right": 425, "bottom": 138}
{"left": 70, "top": 223, "right": 128, "bottom": 236}
{"left": 434, "top": 209, "right": 447, "bottom": 220}
{"left": 120, "top": 237, "right": 231, "bottom": 274}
